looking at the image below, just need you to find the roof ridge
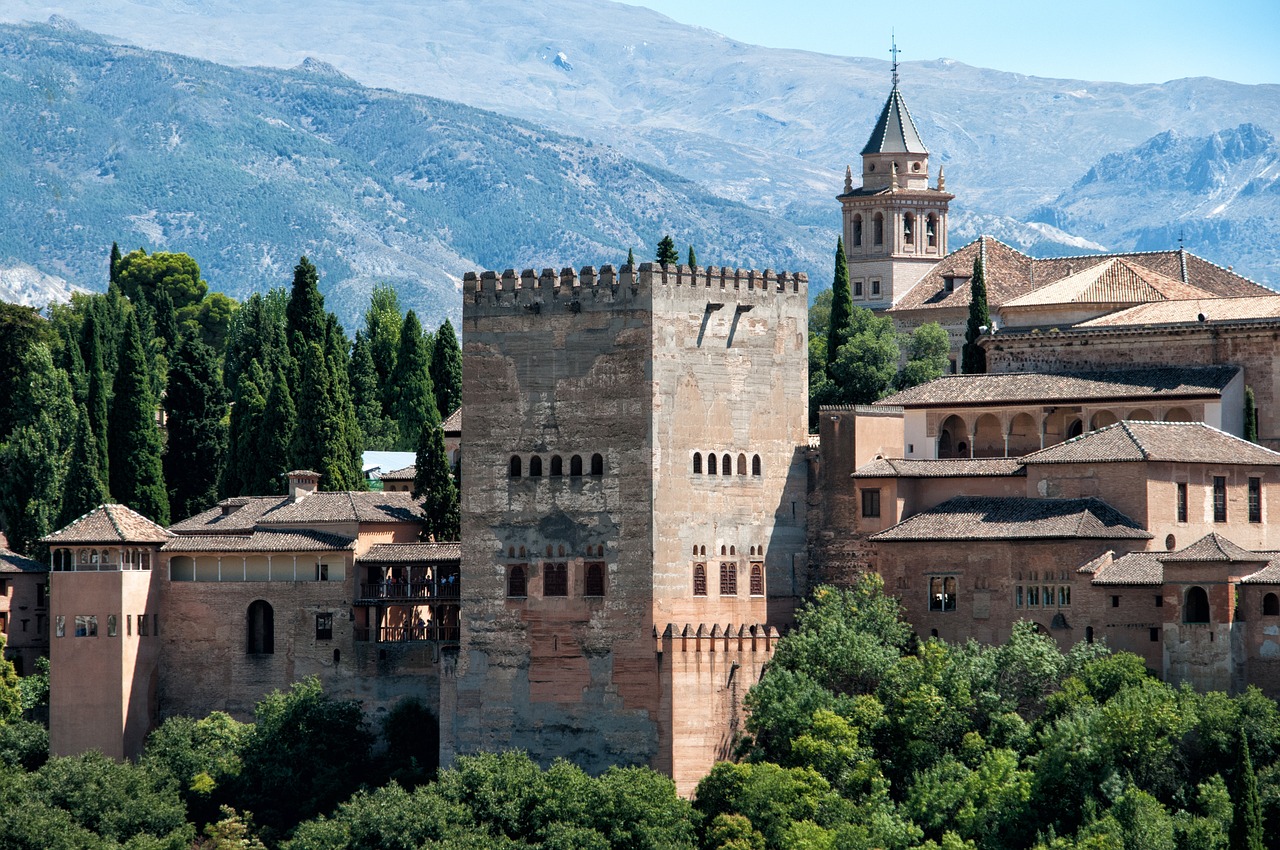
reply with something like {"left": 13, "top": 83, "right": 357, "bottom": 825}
{"left": 1120, "top": 420, "right": 1152, "bottom": 460}
{"left": 104, "top": 504, "right": 125, "bottom": 539}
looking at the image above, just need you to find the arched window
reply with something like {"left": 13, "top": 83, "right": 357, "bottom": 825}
{"left": 722, "top": 454, "right": 732, "bottom": 476}
{"left": 1264, "top": 593, "right": 1279, "bottom": 616}
{"left": 509, "top": 455, "right": 522, "bottom": 477}
{"left": 693, "top": 452, "right": 702, "bottom": 474}
{"left": 926, "top": 214, "right": 937, "bottom": 247}
{"left": 708, "top": 454, "right": 718, "bottom": 475}
{"left": 852, "top": 215, "right": 863, "bottom": 247}
{"left": 737, "top": 453, "right": 747, "bottom": 476}
{"left": 529, "top": 456, "right": 543, "bottom": 477}
{"left": 90, "top": 550, "right": 99, "bottom": 565}
{"left": 544, "top": 563, "right": 568, "bottom": 597}
{"left": 750, "top": 563, "right": 764, "bottom": 596}
{"left": 720, "top": 562, "right": 738, "bottom": 596}
{"left": 1067, "top": 419, "right": 1084, "bottom": 440}
{"left": 79, "top": 550, "right": 88, "bottom": 565}
{"left": 1085, "top": 626, "right": 1094, "bottom": 644}
{"left": 247, "top": 600, "right": 274, "bottom": 655}
{"left": 584, "top": 564, "right": 605, "bottom": 597}
{"left": 550, "top": 455, "right": 563, "bottom": 477}
{"left": 590, "top": 453, "right": 604, "bottom": 476}
{"left": 693, "top": 563, "right": 707, "bottom": 596}
{"left": 752, "top": 455, "right": 761, "bottom": 476}
{"left": 873, "top": 213, "right": 884, "bottom": 245}
{"left": 1185, "top": 586, "right": 1210, "bottom": 624}
{"left": 507, "top": 565, "right": 527, "bottom": 598}
{"left": 570, "top": 455, "right": 583, "bottom": 477}
{"left": 141, "top": 550, "right": 151, "bottom": 570}
{"left": 699, "top": 545, "right": 706, "bottom": 556}
{"left": 903, "top": 213, "right": 915, "bottom": 245}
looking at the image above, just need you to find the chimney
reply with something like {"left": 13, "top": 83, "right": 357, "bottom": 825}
{"left": 284, "top": 470, "right": 321, "bottom": 503}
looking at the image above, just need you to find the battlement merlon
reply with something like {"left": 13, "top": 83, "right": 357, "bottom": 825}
{"left": 462, "top": 263, "right": 808, "bottom": 314}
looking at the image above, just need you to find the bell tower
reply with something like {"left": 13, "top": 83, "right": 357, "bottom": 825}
{"left": 838, "top": 49, "right": 952, "bottom": 308}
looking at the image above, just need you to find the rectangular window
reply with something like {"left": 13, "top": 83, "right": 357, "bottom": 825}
{"left": 853, "top": 280, "right": 863, "bottom": 297}
{"left": 1214, "top": 476, "right": 1227, "bottom": 522}
{"left": 138, "top": 614, "right": 149, "bottom": 637}
{"left": 0, "top": 579, "right": 9, "bottom": 596}
{"left": 0, "top": 613, "right": 7, "bottom": 632}
{"left": 1150, "top": 627, "right": 1160, "bottom": 642}
{"left": 55, "top": 615, "right": 64, "bottom": 638}
{"left": 1155, "top": 595, "right": 1164, "bottom": 607}
{"left": 1111, "top": 595, "right": 1120, "bottom": 608}
{"left": 74, "top": 615, "right": 97, "bottom": 638}
{"left": 316, "top": 613, "right": 333, "bottom": 640}
{"left": 693, "top": 564, "right": 707, "bottom": 596}
{"left": 871, "top": 280, "right": 881, "bottom": 296}
{"left": 107, "top": 614, "right": 118, "bottom": 637}
{"left": 1249, "top": 477, "right": 1262, "bottom": 523}
{"left": 1015, "top": 585, "right": 1023, "bottom": 608}
{"left": 1027, "top": 586, "right": 1040, "bottom": 607}
{"left": 126, "top": 614, "right": 132, "bottom": 636}
{"left": 37, "top": 582, "right": 46, "bottom": 607}
{"left": 1059, "top": 586, "right": 1071, "bottom": 607}
{"left": 1176, "top": 482, "right": 1187, "bottom": 523}
{"left": 928, "top": 576, "right": 957, "bottom": 612}
{"left": 544, "top": 563, "right": 568, "bottom": 597}
{"left": 316, "top": 562, "right": 329, "bottom": 581}
{"left": 749, "top": 562, "right": 765, "bottom": 596}
{"left": 720, "top": 562, "right": 737, "bottom": 596}
{"left": 861, "top": 488, "right": 881, "bottom": 518}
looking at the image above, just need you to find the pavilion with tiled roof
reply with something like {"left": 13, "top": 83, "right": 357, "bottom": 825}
{"left": 869, "top": 495, "right": 1151, "bottom": 542}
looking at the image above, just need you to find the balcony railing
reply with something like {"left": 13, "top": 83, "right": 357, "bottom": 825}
{"left": 357, "top": 581, "right": 460, "bottom": 602}
{"left": 354, "top": 624, "right": 460, "bottom": 643}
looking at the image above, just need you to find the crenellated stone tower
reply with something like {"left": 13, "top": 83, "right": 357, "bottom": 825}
{"left": 445, "top": 263, "right": 809, "bottom": 795}
{"left": 838, "top": 66, "right": 953, "bottom": 308}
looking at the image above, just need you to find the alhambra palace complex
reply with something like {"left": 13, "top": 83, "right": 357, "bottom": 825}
{"left": 13, "top": 75, "right": 1280, "bottom": 795}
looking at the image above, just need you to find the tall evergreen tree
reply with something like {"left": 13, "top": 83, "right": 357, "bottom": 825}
{"left": 60, "top": 404, "right": 109, "bottom": 527}
{"left": 81, "top": 312, "right": 112, "bottom": 489}
{"left": 363, "top": 284, "right": 402, "bottom": 418}
{"left": 109, "top": 241, "right": 122, "bottom": 285}
{"left": 656, "top": 235, "right": 679, "bottom": 266}
{"left": 687, "top": 245, "right": 698, "bottom": 268}
{"left": 390, "top": 311, "right": 439, "bottom": 451}
{"left": 285, "top": 257, "right": 326, "bottom": 362}
{"left": 626, "top": 248, "right": 635, "bottom": 267}
{"left": 962, "top": 250, "right": 990, "bottom": 374}
{"left": 1245, "top": 386, "right": 1259, "bottom": 443}
{"left": 826, "top": 237, "right": 854, "bottom": 377}
{"left": 108, "top": 311, "right": 168, "bottom": 525}
{"left": 223, "top": 359, "right": 268, "bottom": 497}
{"left": 94, "top": 284, "right": 128, "bottom": 379}
{"left": 350, "top": 332, "right": 397, "bottom": 450}
{"left": 291, "top": 342, "right": 361, "bottom": 491}
{"left": 414, "top": 420, "right": 459, "bottom": 542}
{"left": 1230, "top": 734, "right": 1264, "bottom": 850}
{"left": 324, "top": 314, "right": 364, "bottom": 490}
{"left": 257, "top": 360, "right": 296, "bottom": 494}
{"left": 430, "top": 319, "right": 462, "bottom": 420}
{"left": 225, "top": 289, "right": 290, "bottom": 397}
{"left": 165, "top": 333, "right": 229, "bottom": 522}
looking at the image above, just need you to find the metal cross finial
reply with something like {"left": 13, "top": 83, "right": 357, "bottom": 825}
{"left": 890, "top": 33, "right": 901, "bottom": 87}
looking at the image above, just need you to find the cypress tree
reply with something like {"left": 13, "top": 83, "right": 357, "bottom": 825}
{"left": 1245, "top": 386, "right": 1259, "bottom": 443}
{"left": 350, "top": 332, "right": 397, "bottom": 451}
{"left": 291, "top": 342, "right": 361, "bottom": 491}
{"left": 962, "top": 250, "right": 990, "bottom": 374}
{"left": 656, "top": 235, "right": 679, "bottom": 266}
{"left": 826, "top": 237, "right": 854, "bottom": 376}
{"left": 390, "top": 311, "right": 439, "bottom": 451}
{"left": 95, "top": 284, "right": 127, "bottom": 379}
{"left": 81, "top": 312, "right": 111, "bottom": 488}
{"left": 414, "top": 419, "right": 459, "bottom": 542}
{"left": 223, "top": 359, "right": 268, "bottom": 497}
{"left": 60, "top": 404, "right": 109, "bottom": 527}
{"left": 165, "top": 333, "right": 229, "bottom": 521}
{"left": 107, "top": 311, "right": 168, "bottom": 525}
{"left": 109, "top": 241, "right": 122, "bottom": 285}
{"left": 687, "top": 245, "right": 698, "bottom": 268}
{"left": 626, "top": 248, "right": 635, "bottom": 267}
{"left": 285, "top": 256, "right": 326, "bottom": 361}
{"left": 257, "top": 360, "right": 296, "bottom": 494}
{"left": 363, "top": 285, "right": 402, "bottom": 418}
{"left": 1230, "top": 734, "right": 1264, "bottom": 850}
{"left": 324, "top": 314, "right": 364, "bottom": 490}
{"left": 430, "top": 319, "right": 462, "bottom": 420}
{"left": 153, "top": 288, "right": 178, "bottom": 352}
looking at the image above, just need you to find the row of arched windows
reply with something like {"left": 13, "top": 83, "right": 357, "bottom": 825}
{"left": 506, "top": 544, "right": 605, "bottom": 558}
{"left": 52, "top": 548, "right": 152, "bottom": 571}
{"left": 691, "top": 561, "right": 765, "bottom": 597}
{"left": 506, "top": 563, "right": 605, "bottom": 598}
{"left": 691, "top": 545, "right": 764, "bottom": 557}
{"left": 851, "top": 212, "right": 938, "bottom": 248}
{"left": 510, "top": 453, "right": 604, "bottom": 478}
{"left": 692, "top": 452, "right": 762, "bottom": 477}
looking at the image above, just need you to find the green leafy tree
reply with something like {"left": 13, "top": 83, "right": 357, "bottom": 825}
{"left": 108, "top": 311, "right": 169, "bottom": 525}
{"left": 143, "top": 712, "right": 249, "bottom": 828}
{"left": 363, "top": 284, "right": 403, "bottom": 418}
{"left": 430, "top": 319, "right": 462, "bottom": 420}
{"left": 0, "top": 636, "right": 23, "bottom": 725}
{"left": 0, "top": 302, "right": 53, "bottom": 438}
{"left": 390, "top": 310, "right": 439, "bottom": 451}
{"left": 897, "top": 322, "right": 950, "bottom": 389}
{"left": 826, "top": 237, "right": 854, "bottom": 376}
{"left": 414, "top": 421, "right": 459, "bottom": 541}
{"left": 115, "top": 248, "right": 209, "bottom": 318}
{"left": 962, "top": 252, "right": 990, "bottom": 374}
{"left": 826, "top": 306, "right": 900, "bottom": 405}
{"left": 59, "top": 404, "right": 109, "bottom": 527}
{"left": 224, "top": 289, "right": 290, "bottom": 403}
{"left": 285, "top": 256, "right": 326, "bottom": 362}
{"left": 808, "top": 289, "right": 833, "bottom": 341}
{"left": 656, "top": 235, "right": 679, "bottom": 266}
{"left": 189, "top": 292, "right": 239, "bottom": 354}
{"left": 1230, "top": 734, "right": 1264, "bottom": 850}
{"left": 349, "top": 332, "right": 398, "bottom": 451}
{"left": 1245, "top": 386, "right": 1259, "bottom": 443}
{"left": 165, "top": 333, "right": 229, "bottom": 521}
{"left": 0, "top": 720, "right": 49, "bottom": 772}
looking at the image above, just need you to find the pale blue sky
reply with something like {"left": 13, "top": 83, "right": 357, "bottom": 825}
{"left": 623, "top": 0, "right": 1280, "bottom": 85}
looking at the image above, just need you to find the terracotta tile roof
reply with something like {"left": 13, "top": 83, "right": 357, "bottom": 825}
{"left": 1158, "top": 532, "right": 1265, "bottom": 563}
{"left": 360, "top": 542, "right": 462, "bottom": 563}
{"left": 169, "top": 497, "right": 289, "bottom": 535}
{"left": 258, "top": 491, "right": 422, "bottom": 525}
{"left": 284, "top": 470, "right": 323, "bottom": 478}
{"left": 41, "top": 504, "right": 172, "bottom": 545}
{"left": 1002, "top": 258, "right": 1213, "bottom": 308}
{"left": 1073, "top": 295, "right": 1280, "bottom": 328}
{"left": 1240, "top": 560, "right": 1280, "bottom": 584}
{"left": 379, "top": 466, "right": 416, "bottom": 482}
{"left": 870, "top": 495, "right": 1151, "bottom": 541}
{"left": 859, "top": 85, "right": 928, "bottom": 155}
{"left": 852, "top": 457, "right": 1026, "bottom": 478}
{"left": 1089, "top": 551, "right": 1165, "bottom": 585}
{"left": 161, "top": 529, "right": 355, "bottom": 553}
{"left": 1033, "top": 250, "right": 1271, "bottom": 300}
{"left": 0, "top": 548, "right": 46, "bottom": 573}
{"left": 442, "top": 408, "right": 462, "bottom": 434}
{"left": 876, "top": 366, "right": 1237, "bottom": 408}
{"left": 1022, "top": 421, "right": 1280, "bottom": 467}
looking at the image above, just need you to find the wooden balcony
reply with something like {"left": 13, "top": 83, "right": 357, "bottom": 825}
{"left": 356, "top": 580, "right": 460, "bottom": 604}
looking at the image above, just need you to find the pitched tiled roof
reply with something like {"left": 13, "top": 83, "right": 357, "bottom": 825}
{"left": 859, "top": 85, "right": 928, "bottom": 155}
{"left": 442, "top": 407, "right": 462, "bottom": 434}
{"left": 1241, "top": 560, "right": 1280, "bottom": 584}
{"left": 169, "top": 497, "right": 290, "bottom": 535}
{"left": 360, "top": 542, "right": 462, "bottom": 563}
{"left": 1002, "top": 258, "right": 1213, "bottom": 308}
{"left": 1159, "top": 532, "right": 1265, "bottom": 563}
{"left": 1073, "top": 295, "right": 1280, "bottom": 328}
{"left": 876, "top": 366, "right": 1236, "bottom": 408}
{"left": 41, "top": 504, "right": 172, "bottom": 545}
{"left": 379, "top": 466, "right": 416, "bottom": 482}
{"left": 0, "top": 548, "right": 46, "bottom": 573}
{"left": 1022, "top": 421, "right": 1280, "bottom": 467}
{"left": 852, "top": 457, "right": 1026, "bottom": 478}
{"left": 1089, "top": 551, "right": 1165, "bottom": 585}
{"left": 161, "top": 529, "right": 355, "bottom": 553}
{"left": 870, "top": 496, "right": 1151, "bottom": 541}
{"left": 259, "top": 491, "right": 422, "bottom": 524}
{"left": 1033, "top": 250, "right": 1271, "bottom": 300}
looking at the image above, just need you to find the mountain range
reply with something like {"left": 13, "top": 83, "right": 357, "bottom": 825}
{"left": 0, "top": 0, "right": 1277, "bottom": 319}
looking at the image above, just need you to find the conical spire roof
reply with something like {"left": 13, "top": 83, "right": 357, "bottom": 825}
{"left": 861, "top": 85, "right": 928, "bottom": 156}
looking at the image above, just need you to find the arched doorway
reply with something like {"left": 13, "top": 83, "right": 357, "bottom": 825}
{"left": 938, "top": 415, "right": 968, "bottom": 459}
{"left": 973, "top": 414, "right": 1004, "bottom": 458}
{"left": 1184, "top": 586, "right": 1210, "bottom": 624}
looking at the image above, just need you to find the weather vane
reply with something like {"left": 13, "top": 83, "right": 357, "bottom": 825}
{"left": 890, "top": 32, "right": 901, "bottom": 88}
